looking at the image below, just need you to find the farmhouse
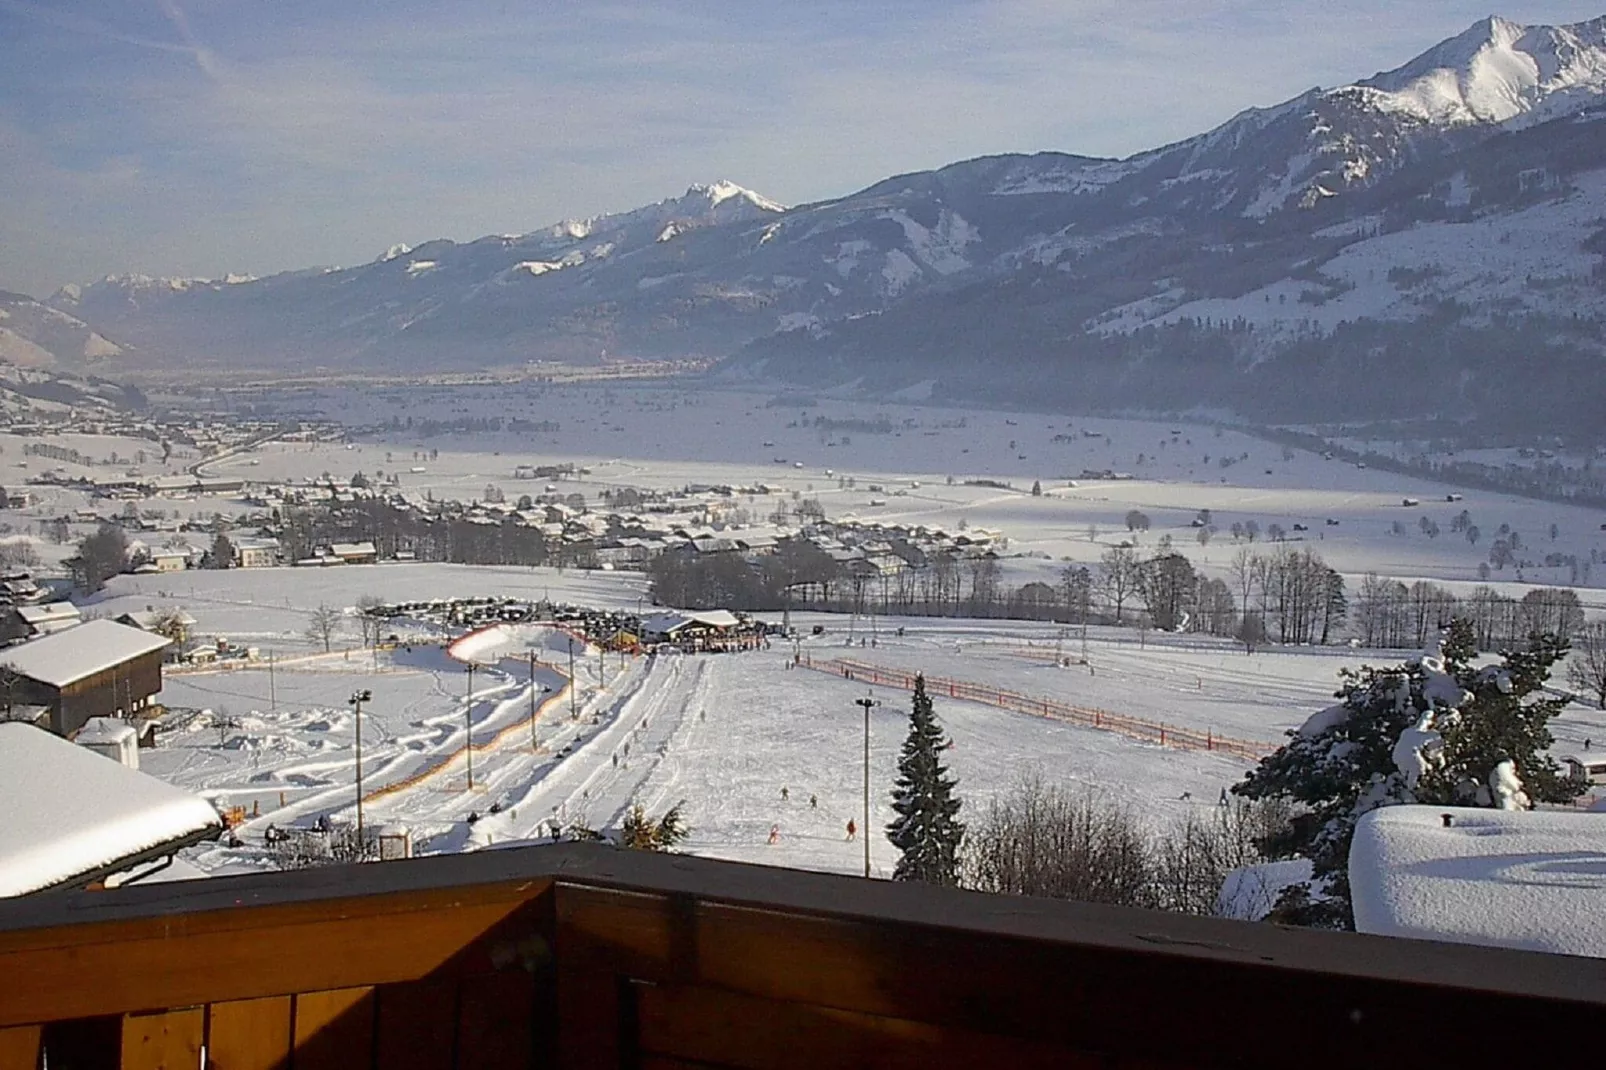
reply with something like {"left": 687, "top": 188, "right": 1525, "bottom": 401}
{"left": 0, "top": 601, "right": 82, "bottom": 644}
{"left": 329, "top": 540, "right": 379, "bottom": 565}
{"left": 0, "top": 619, "right": 170, "bottom": 737}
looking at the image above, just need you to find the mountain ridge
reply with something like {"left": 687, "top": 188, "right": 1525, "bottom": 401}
{"left": 34, "top": 15, "right": 1606, "bottom": 429}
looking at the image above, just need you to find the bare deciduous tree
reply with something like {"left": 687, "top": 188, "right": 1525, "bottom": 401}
{"left": 1569, "top": 621, "right": 1606, "bottom": 710}
{"left": 306, "top": 604, "right": 342, "bottom": 653}
{"left": 355, "top": 595, "right": 385, "bottom": 648}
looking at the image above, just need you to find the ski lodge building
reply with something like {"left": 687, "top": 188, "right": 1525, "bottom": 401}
{"left": 638, "top": 609, "right": 762, "bottom": 651}
{"left": 0, "top": 619, "right": 170, "bottom": 737}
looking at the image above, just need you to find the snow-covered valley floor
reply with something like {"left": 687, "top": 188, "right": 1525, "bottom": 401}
{"left": 129, "top": 578, "right": 1606, "bottom": 880}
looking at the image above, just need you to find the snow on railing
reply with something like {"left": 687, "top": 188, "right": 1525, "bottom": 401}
{"left": 797, "top": 655, "right": 1276, "bottom": 762}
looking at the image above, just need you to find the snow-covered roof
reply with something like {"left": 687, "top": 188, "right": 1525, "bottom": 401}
{"left": 74, "top": 717, "right": 137, "bottom": 746}
{"left": 1351, "top": 805, "right": 1606, "bottom": 958}
{"left": 330, "top": 541, "right": 377, "bottom": 556}
{"left": 14, "top": 602, "right": 81, "bottom": 626}
{"left": 0, "top": 723, "right": 220, "bottom": 896}
{"left": 117, "top": 608, "right": 198, "bottom": 631}
{"left": 640, "top": 609, "right": 741, "bottom": 636}
{"left": 0, "top": 619, "right": 170, "bottom": 688}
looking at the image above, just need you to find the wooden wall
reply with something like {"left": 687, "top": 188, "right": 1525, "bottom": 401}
{"left": 54, "top": 648, "right": 166, "bottom": 735}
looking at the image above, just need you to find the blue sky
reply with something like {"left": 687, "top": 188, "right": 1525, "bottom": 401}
{"left": 1, "top": 1, "right": 1602, "bottom": 295}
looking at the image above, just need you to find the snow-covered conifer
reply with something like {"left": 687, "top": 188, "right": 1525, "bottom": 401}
{"left": 886, "top": 675, "right": 964, "bottom": 885}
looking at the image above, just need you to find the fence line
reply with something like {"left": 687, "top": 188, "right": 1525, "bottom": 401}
{"left": 798, "top": 656, "right": 1276, "bottom": 762}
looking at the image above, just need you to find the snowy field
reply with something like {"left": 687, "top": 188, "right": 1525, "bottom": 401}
{"left": 196, "top": 382, "right": 1606, "bottom": 595}
{"left": 6, "top": 382, "right": 1604, "bottom": 881}
{"left": 109, "top": 566, "right": 1606, "bottom": 881}
{"left": 4, "top": 384, "right": 1604, "bottom": 600}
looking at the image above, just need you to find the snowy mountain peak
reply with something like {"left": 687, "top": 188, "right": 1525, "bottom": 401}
{"left": 687, "top": 180, "right": 787, "bottom": 214}
{"left": 1352, "top": 14, "right": 1606, "bottom": 127}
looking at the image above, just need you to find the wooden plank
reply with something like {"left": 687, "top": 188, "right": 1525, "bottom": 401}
{"left": 555, "top": 969, "right": 622, "bottom": 1070}
{"left": 206, "top": 997, "right": 292, "bottom": 1070}
{"left": 554, "top": 882, "right": 1606, "bottom": 1070}
{"left": 290, "top": 988, "right": 373, "bottom": 1070}
{"left": 0, "top": 1025, "right": 39, "bottom": 1070}
{"left": 0, "top": 888, "right": 550, "bottom": 1028}
{"left": 636, "top": 983, "right": 1092, "bottom": 1070}
{"left": 456, "top": 972, "right": 535, "bottom": 1070}
{"left": 120, "top": 1008, "right": 203, "bottom": 1070}
{"left": 372, "top": 980, "right": 456, "bottom": 1070}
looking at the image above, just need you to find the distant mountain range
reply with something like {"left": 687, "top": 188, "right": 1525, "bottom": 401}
{"left": 26, "top": 15, "right": 1606, "bottom": 429}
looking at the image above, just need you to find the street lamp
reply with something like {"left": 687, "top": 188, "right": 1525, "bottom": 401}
{"left": 853, "top": 690, "right": 879, "bottom": 878}
{"left": 464, "top": 662, "right": 476, "bottom": 791}
{"left": 348, "top": 689, "right": 372, "bottom": 844}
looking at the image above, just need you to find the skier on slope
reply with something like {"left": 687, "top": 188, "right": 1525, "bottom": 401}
{"left": 781, "top": 786, "right": 789, "bottom": 801}
{"left": 768, "top": 824, "right": 780, "bottom": 845}
{"left": 845, "top": 818, "right": 857, "bottom": 841}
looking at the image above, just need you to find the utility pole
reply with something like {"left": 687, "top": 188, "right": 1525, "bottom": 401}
{"left": 349, "top": 689, "right": 371, "bottom": 845}
{"left": 598, "top": 641, "right": 607, "bottom": 688}
{"left": 464, "top": 663, "right": 476, "bottom": 790}
{"left": 853, "top": 691, "right": 879, "bottom": 878}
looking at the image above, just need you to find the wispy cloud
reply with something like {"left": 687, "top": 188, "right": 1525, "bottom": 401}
{"left": 1, "top": 0, "right": 1602, "bottom": 294}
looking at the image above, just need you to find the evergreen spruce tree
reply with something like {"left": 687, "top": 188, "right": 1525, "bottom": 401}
{"left": 887, "top": 675, "right": 964, "bottom": 885}
{"left": 1235, "top": 619, "right": 1587, "bottom": 929}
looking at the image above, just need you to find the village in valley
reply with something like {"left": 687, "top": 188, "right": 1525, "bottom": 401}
{"left": 0, "top": 376, "right": 1598, "bottom": 957}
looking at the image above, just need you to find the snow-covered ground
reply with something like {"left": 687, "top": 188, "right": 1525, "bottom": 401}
{"left": 124, "top": 569, "right": 1606, "bottom": 881}
{"left": 199, "top": 383, "right": 1606, "bottom": 593}
{"left": 7, "top": 383, "right": 1603, "bottom": 883}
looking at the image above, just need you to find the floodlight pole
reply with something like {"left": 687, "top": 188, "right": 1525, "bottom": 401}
{"left": 854, "top": 690, "right": 879, "bottom": 878}
{"left": 465, "top": 663, "right": 475, "bottom": 790}
{"left": 349, "top": 689, "right": 371, "bottom": 843}
{"left": 528, "top": 650, "right": 544, "bottom": 751}
{"left": 568, "top": 637, "right": 578, "bottom": 719}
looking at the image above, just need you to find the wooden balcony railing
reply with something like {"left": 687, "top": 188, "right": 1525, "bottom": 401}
{"left": 1, "top": 843, "right": 1603, "bottom": 1069}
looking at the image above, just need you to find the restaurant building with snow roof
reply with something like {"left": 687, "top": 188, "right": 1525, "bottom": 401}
{"left": 0, "top": 619, "right": 169, "bottom": 736}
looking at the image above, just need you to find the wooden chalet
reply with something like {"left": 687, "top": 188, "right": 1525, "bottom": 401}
{"left": 0, "top": 844, "right": 1601, "bottom": 1069}
{"left": 0, "top": 620, "right": 169, "bottom": 737}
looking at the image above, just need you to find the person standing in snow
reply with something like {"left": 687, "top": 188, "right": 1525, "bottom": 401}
{"left": 781, "top": 786, "right": 789, "bottom": 801}
{"left": 845, "top": 818, "right": 857, "bottom": 841}
{"left": 809, "top": 794, "right": 818, "bottom": 809}
{"left": 767, "top": 824, "right": 780, "bottom": 845}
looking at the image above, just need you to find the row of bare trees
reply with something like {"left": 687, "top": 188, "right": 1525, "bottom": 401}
{"left": 1351, "top": 576, "right": 1585, "bottom": 651}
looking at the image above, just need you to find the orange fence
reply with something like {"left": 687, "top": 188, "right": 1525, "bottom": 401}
{"left": 798, "top": 656, "right": 1276, "bottom": 762}
{"left": 364, "top": 671, "right": 574, "bottom": 803}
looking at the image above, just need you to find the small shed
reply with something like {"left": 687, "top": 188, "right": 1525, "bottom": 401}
{"left": 74, "top": 717, "right": 140, "bottom": 769}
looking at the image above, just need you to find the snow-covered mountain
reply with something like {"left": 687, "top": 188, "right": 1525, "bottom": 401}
{"left": 45, "top": 16, "right": 1606, "bottom": 427}
{"left": 0, "top": 290, "right": 124, "bottom": 369}
{"left": 1355, "top": 15, "right": 1606, "bottom": 127}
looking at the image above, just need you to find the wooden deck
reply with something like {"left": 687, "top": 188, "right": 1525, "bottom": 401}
{"left": 1, "top": 843, "right": 1603, "bottom": 1068}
